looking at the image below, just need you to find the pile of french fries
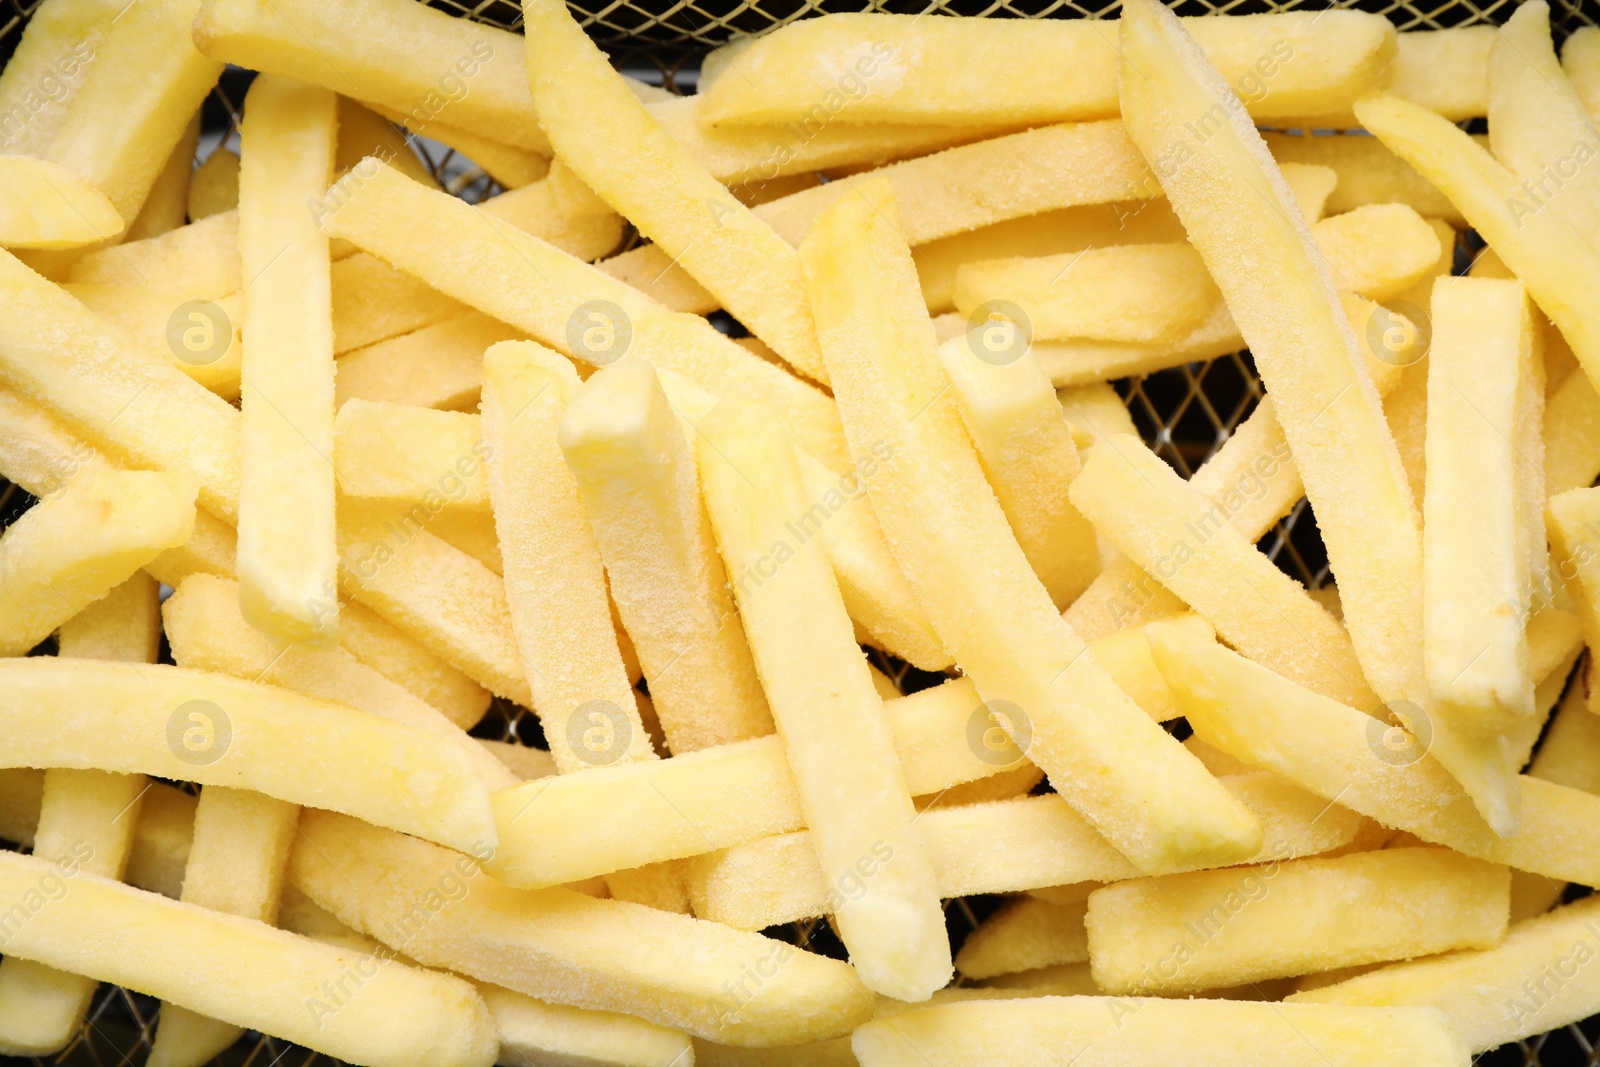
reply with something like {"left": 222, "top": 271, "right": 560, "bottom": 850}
{"left": 5, "top": 0, "right": 1600, "bottom": 1062}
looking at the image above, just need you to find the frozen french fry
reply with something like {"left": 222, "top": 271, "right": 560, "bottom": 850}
{"left": 331, "top": 251, "right": 468, "bottom": 354}
{"left": 1390, "top": 26, "right": 1494, "bottom": 122}
{"left": 0, "top": 849, "right": 497, "bottom": 1067}
{"left": 126, "top": 94, "right": 198, "bottom": 240}
{"left": 1544, "top": 368, "right": 1600, "bottom": 494}
{"left": 0, "top": 469, "right": 196, "bottom": 656}
{"left": 0, "top": 656, "right": 494, "bottom": 852}
{"left": 367, "top": 102, "right": 553, "bottom": 189}
{"left": 69, "top": 283, "right": 244, "bottom": 401}
{"left": 850, "top": 993, "right": 1469, "bottom": 1067}
{"left": 0, "top": 156, "right": 122, "bottom": 249}
{"left": 333, "top": 97, "right": 438, "bottom": 191}
{"left": 335, "top": 598, "right": 492, "bottom": 730}
{"left": 123, "top": 783, "right": 197, "bottom": 900}
{"left": 697, "top": 12, "right": 1395, "bottom": 127}
{"left": 236, "top": 74, "right": 339, "bottom": 646}
{"left": 559, "top": 358, "right": 773, "bottom": 752}
{"left": 936, "top": 342, "right": 1099, "bottom": 609}
{"left": 1311, "top": 204, "right": 1443, "bottom": 302}
{"left": 480, "top": 341, "right": 651, "bottom": 772}
{"left": 333, "top": 400, "right": 490, "bottom": 512}
{"left": 479, "top": 983, "right": 693, "bottom": 1067}
{"left": 68, "top": 208, "right": 240, "bottom": 297}
{"left": 422, "top": 508, "right": 503, "bottom": 574}
{"left": 290, "top": 809, "right": 872, "bottom": 1047}
{"left": 187, "top": 147, "right": 239, "bottom": 221}
{"left": 1265, "top": 132, "right": 1464, "bottom": 225}
{"left": 1488, "top": 2, "right": 1600, "bottom": 239}
{"left": 695, "top": 393, "right": 950, "bottom": 1000}
{"left": 0, "top": 770, "right": 42, "bottom": 849}
{"left": 1069, "top": 433, "right": 1380, "bottom": 713}
{"left": 316, "top": 159, "right": 850, "bottom": 471}
{"left": 1548, "top": 487, "right": 1600, "bottom": 658}
{"left": 1086, "top": 847, "right": 1509, "bottom": 995}
{"left": 478, "top": 176, "right": 625, "bottom": 263}
{"left": 955, "top": 897, "right": 1087, "bottom": 980}
{"left": 0, "top": 0, "right": 115, "bottom": 156}
{"left": 1120, "top": 0, "right": 1515, "bottom": 834}
{"left": 1147, "top": 619, "right": 1600, "bottom": 887}
{"left": 1564, "top": 26, "right": 1600, "bottom": 119}
{"left": 336, "top": 313, "right": 519, "bottom": 412}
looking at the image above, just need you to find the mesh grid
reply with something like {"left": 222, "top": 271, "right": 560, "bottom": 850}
{"left": 1, "top": 0, "right": 1598, "bottom": 1063}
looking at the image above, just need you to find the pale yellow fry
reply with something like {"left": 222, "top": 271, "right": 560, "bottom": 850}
{"left": 69, "top": 283, "right": 244, "bottom": 401}
{"left": 695, "top": 394, "right": 949, "bottom": 1000}
{"left": 479, "top": 983, "right": 693, "bottom": 1067}
{"left": 333, "top": 400, "right": 489, "bottom": 512}
{"left": 1488, "top": 2, "right": 1600, "bottom": 238}
{"left": 0, "top": 156, "right": 122, "bottom": 249}
{"left": 1120, "top": 0, "right": 1514, "bottom": 834}
{"left": 1312, "top": 204, "right": 1443, "bottom": 302}
{"left": 478, "top": 176, "right": 625, "bottom": 263}
{"left": 696, "top": 12, "right": 1395, "bottom": 127}
{"left": 68, "top": 208, "right": 239, "bottom": 297}
{"left": 1391, "top": 26, "right": 1494, "bottom": 122}
{"left": 316, "top": 159, "right": 849, "bottom": 471}
{"left": 290, "top": 809, "right": 871, "bottom": 1047}
{"left": 420, "top": 508, "right": 502, "bottom": 575}
{"left": 936, "top": 342, "right": 1099, "bottom": 609}
{"left": 333, "top": 98, "right": 438, "bottom": 191}
{"left": 331, "top": 251, "right": 468, "bottom": 354}
{"left": 1031, "top": 302, "right": 1245, "bottom": 388}
{"left": 0, "top": 0, "right": 115, "bottom": 156}
{"left": 1265, "top": 131, "right": 1464, "bottom": 225}
{"left": 524, "top": 0, "right": 825, "bottom": 384}
{"left": 1564, "top": 26, "right": 1600, "bottom": 119}
{"left": 559, "top": 358, "right": 773, "bottom": 752}
{"left": 126, "top": 113, "right": 199, "bottom": 242}
{"left": 186, "top": 147, "right": 239, "bottom": 222}
{"left": 955, "top": 897, "right": 1087, "bottom": 980}
{"left": 237, "top": 75, "right": 338, "bottom": 645}
{"left": 1147, "top": 620, "right": 1600, "bottom": 887}
{"left": 801, "top": 177, "right": 1261, "bottom": 873}
{"left": 0, "top": 470, "right": 196, "bottom": 656}
{"left": 1548, "top": 487, "right": 1600, "bottom": 660}
{"left": 851, "top": 995, "right": 1467, "bottom": 1067}
{"left": 46, "top": 0, "right": 221, "bottom": 225}
{"left": 1544, "top": 367, "right": 1600, "bottom": 493}
{"left": 336, "top": 313, "right": 519, "bottom": 412}
{"left": 335, "top": 598, "right": 491, "bottom": 730}
{"left": 1504, "top": 681, "right": 1592, "bottom": 920}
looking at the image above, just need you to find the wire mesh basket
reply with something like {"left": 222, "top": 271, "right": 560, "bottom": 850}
{"left": 2, "top": 0, "right": 1599, "bottom": 1063}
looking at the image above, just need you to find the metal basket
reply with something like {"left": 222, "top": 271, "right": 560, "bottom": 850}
{"left": 1, "top": 0, "right": 1598, "bottom": 1064}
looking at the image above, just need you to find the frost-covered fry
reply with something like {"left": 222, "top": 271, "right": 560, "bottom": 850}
{"left": 317, "top": 160, "right": 849, "bottom": 471}
{"left": 0, "top": 156, "right": 122, "bottom": 249}
{"left": 1120, "top": 0, "right": 1515, "bottom": 834}
{"left": 330, "top": 252, "right": 468, "bottom": 354}
{"left": 0, "top": 850, "right": 497, "bottom": 1067}
{"left": 801, "top": 178, "right": 1261, "bottom": 874}
{"left": 1488, "top": 2, "right": 1600, "bottom": 238}
{"left": 185, "top": 147, "right": 238, "bottom": 221}
{"left": 44, "top": 0, "right": 221, "bottom": 225}
{"left": 1147, "top": 620, "right": 1600, "bottom": 886}
{"left": 954, "top": 897, "right": 1087, "bottom": 980}
{"left": 1390, "top": 26, "right": 1494, "bottom": 121}
{"left": 333, "top": 98, "right": 438, "bottom": 191}
{"left": 236, "top": 75, "right": 338, "bottom": 646}
{"left": 1265, "top": 132, "right": 1463, "bottom": 225}
{"left": 69, "top": 283, "right": 244, "bottom": 401}
{"left": 480, "top": 341, "right": 650, "bottom": 772}
{"left": 335, "top": 599, "right": 492, "bottom": 729}
{"left": 478, "top": 177, "right": 625, "bottom": 262}
{"left": 290, "top": 810, "right": 872, "bottom": 1047}
{"left": 696, "top": 394, "right": 949, "bottom": 1000}
{"left": 68, "top": 209, "right": 240, "bottom": 297}
{"left": 1564, "top": 26, "right": 1600, "bottom": 118}
{"left": 0, "top": 657, "right": 495, "bottom": 853}
{"left": 336, "top": 313, "right": 519, "bottom": 412}
{"left": 1311, "top": 204, "right": 1443, "bottom": 302}
{"left": 559, "top": 359, "right": 772, "bottom": 752}
{"left": 365, "top": 102, "right": 552, "bottom": 189}
{"left": 0, "top": 0, "right": 115, "bottom": 156}
{"left": 1070, "top": 433, "right": 1379, "bottom": 713}
{"left": 1031, "top": 302, "right": 1243, "bottom": 388}
{"left": 1087, "top": 847, "right": 1509, "bottom": 995}
{"left": 936, "top": 343, "right": 1099, "bottom": 609}
{"left": 697, "top": 12, "right": 1395, "bottom": 127}
{"left": 852, "top": 992, "right": 1469, "bottom": 1066}
{"left": 333, "top": 400, "right": 490, "bottom": 512}
{"left": 1547, "top": 488, "right": 1600, "bottom": 659}
{"left": 1423, "top": 278, "right": 1539, "bottom": 735}
{"left": 0, "top": 470, "right": 196, "bottom": 656}
{"left": 1543, "top": 369, "right": 1600, "bottom": 494}
{"left": 479, "top": 983, "right": 693, "bottom": 1067}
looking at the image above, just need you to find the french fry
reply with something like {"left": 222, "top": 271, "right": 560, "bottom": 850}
{"left": 1069, "top": 433, "right": 1379, "bottom": 713}
{"left": 236, "top": 74, "right": 339, "bottom": 645}
{"left": 0, "top": 156, "right": 123, "bottom": 249}
{"left": 316, "top": 159, "right": 850, "bottom": 471}
{"left": 695, "top": 393, "right": 949, "bottom": 999}
{"left": 331, "top": 252, "right": 468, "bottom": 354}
{"left": 126, "top": 114, "right": 200, "bottom": 242}
{"left": 696, "top": 12, "right": 1395, "bottom": 127}
{"left": 688, "top": 774, "right": 1362, "bottom": 931}
{"left": 1119, "top": 0, "right": 1515, "bottom": 834}
{"left": 163, "top": 573, "right": 517, "bottom": 791}
{"left": 850, "top": 993, "right": 1469, "bottom": 1066}
{"left": 1547, "top": 487, "right": 1600, "bottom": 658}
{"left": 123, "top": 782, "right": 197, "bottom": 900}
{"left": 954, "top": 897, "right": 1088, "bottom": 980}
{"left": 478, "top": 177, "right": 625, "bottom": 263}
{"left": 1543, "top": 368, "right": 1600, "bottom": 493}
{"left": 1087, "top": 847, "right": 1509, "bottom": 995}
{"left": 935, "top": 343, "right": 1099, "bottom": 609}
{"left": 333, "top": 98, "right": 439, "bottom": 191}
{"left": 0, "top": 849, "right": 498, "bottom": 1067}
{"left": 1390, "top": 26, "right": 1494, "bottom": 122}
{"left": 1292, "top": 893, "right": 1600, "bottom": 1053}
{"left": 186, "top": 147, "right": 239, "bottom": 221}
{"left": 0, "top": 656, "right": 495, "bottom": 852}
{"left": 524, "top": 0, "right": 827, "bottom": 384}
{"left": 1379, "top": 216, "right": 1458, "bottom": 503}
{"left": 479, "top": 983, "right": 694, "bottom": 1067}
{"left": 69, "top": 283, "right": 244, "bottom": 401}
{"left": 1487, "top": 2, "right": 1600, "bottom": 238}
{"left": 1147, "top": 619, "right": 1600, "bottom": 886}
{"left": 803, "top": 177, "right": 1263, "bottom": 874}
{"left": 1311, "top": 204, "right": 1443, "bottom": 302}
{"left": 68, "top": 208, "right": 239, "bottom": 297}
{"left": 1563, "top": 26, "right": 1600, "bottom": 119}
{"left": 1504, "top": 683, "right": 1597, "bottom": 920}
{"left": 1504, "top": 608, "right": 1585, "bottom": 770}
{"left": 334, "top": 400, "right": 490, "bottom": 512}
{"left": 478, "top": 740, "right": 557, "bottom": 784}
{"left": 0, "top": 0, "right": 115, "bottom": 157}
{"left": 369, "top": 104, "right": 553, "bottom": 190}
{"left": 336, "top": 313, "right": 519, "bottom": 412}
{"left": 289, "top": 809, "right": 873, "bottom": 1047}
{"left": 335, "top": 598, "right": 492, "bottom": 730}
{"left": 1265, "top": 132, "right": 1464, "bottom": 225}
{"left": 0, "top": 469, "right": 196, "bottom": 656}
{"left": 423, "top": 508, "right": 503, "bottom": 575}
{"left": 45, "top": 0, "right": 221, "bottom": 226}
{"left": 559, "top": 358, "right": 773, "bottom": 752}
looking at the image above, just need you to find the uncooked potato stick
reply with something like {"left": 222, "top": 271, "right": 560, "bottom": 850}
{"left": 69, "top": 283, "right": 244, "bottom": 401}
{"left": 850, "top": 995, "right": 1468, "bottom": 1067}
{"left": 126, "top": 111, "right": 199, "bottom": 241}
{"left": 333, "top": 400, "right": 490, "bottom": 512}
{"left": 1547, "top": 487, "right": 1600, "bottom": 660}
{"left": 695, "top": 393, "right": 950, "bottom": 1001}
{"left": 185, "top": 147, "right": 239, "bottom": 221}
{"left": 696, "top": 12, "right": 1395, "bottom": 127}
{"left": 1147, "top": 620, "right": 1600, "bottom": 886}
{"left": 954, "top": 897, "right": 1088, "bottom": 980}
{"left": 559, "top": 359, "right": 773, "bottom": 752}
{"left": 1264, "top": 132, "right": 1464, "bottom": 225}
{"left": 1488, "top": 2, "right": 1600, "bottom": 240}
{"left": 479, "top": 341, "right": 651, "bottom": 773}
{"left": 1564, "top": 26, "right": 1600, "bottom": 118}
{"left": 333, "top": 599, "right": 491, "bottom": 730}
{"left": 1423, "top": 278, "right": 1539, "bottom": 735}
{"left": 1389, "top": 26, "right": 1494, "bottom": 121}
{"left": 1543, "top": 368, "right": 1600, "bottom": 494}
{"left": 1311, "top": 204, "right": 1443, "bottom": 302}
{"left": 335, "top": 313, "right": 519, "bottom": 412}
{"left": 330, "top": 252, "right": 469, "bottom": 354}
{"left": 801, "top": 177, "right": 1261, "bottom": 875}
{"left": 68, "top": 209, "right": 240, "bottom": 297}
{"left": 478, "top": 983, "right": 694, "bottom": 1067}
{"left": 0, "top": 469, "right": 196, "bottom": 657}
{"left": 1119, "top": 0, "right": 1515, "bottom": 835}
{"left": 0, "top": 850, "right": 498, "bottom": 1067}
{"left": 317, "top": 160, "right": 850, "bottom": 472}
{"left": 936, "top": 342, "right": 1099, "bottom": 610}
{"left": 0, "top": 156, "right": 122, "bottom": 249}
{"left": 290, "top": 809, "right": 873, "bottom": 1047}
{"left": 0, "top": 0, "right": 116, "bottom": 156}
{"left": 333, "top": 97, "right": 439, "bottom": 191}
{"left": 1070, "top": 433, "right": 1379, "bottom": 713}
{"left": 236, "top": 74, "right": 339, "bottom": 646}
